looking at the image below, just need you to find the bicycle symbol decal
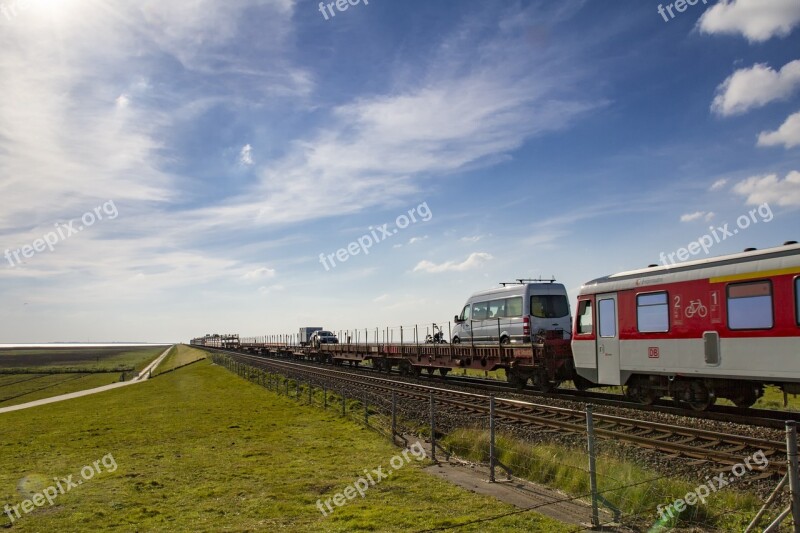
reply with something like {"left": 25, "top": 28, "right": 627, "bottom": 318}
{"left": 685, "top": 299, "right": 707, "bottom": 319}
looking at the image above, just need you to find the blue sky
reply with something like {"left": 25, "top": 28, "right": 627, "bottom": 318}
{"left": 1, "top": 0, "right": 799, "bottom": 343}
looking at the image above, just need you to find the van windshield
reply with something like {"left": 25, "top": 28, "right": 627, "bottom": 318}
{"left": 530, "top": 295, "right": 569, "bottom": 318}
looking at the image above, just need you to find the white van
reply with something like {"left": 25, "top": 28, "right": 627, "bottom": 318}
{"left": 452, "top": 280, "right": 572, "bottom": 345}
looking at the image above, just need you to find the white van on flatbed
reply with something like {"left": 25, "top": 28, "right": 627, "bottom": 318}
{"left": 451, "top": 280, "right": 572, "bottom": 345}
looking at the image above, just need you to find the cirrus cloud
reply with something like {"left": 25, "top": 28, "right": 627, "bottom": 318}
{"left": 413, "top": 252, "right": 493, "bottom": 273}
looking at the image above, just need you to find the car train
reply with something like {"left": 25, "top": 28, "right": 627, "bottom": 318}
{"left": 192, "top": 242, "right": 800, "bottom": 410}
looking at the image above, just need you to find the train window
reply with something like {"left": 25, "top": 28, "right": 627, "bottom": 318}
{"left": 505, "top": 297, "right": 523, "bottom": 318}
{"left": 472, "top": 301, "right": 489, "bottom": 320}
{"left": 599, "top": 299, "right": 617, "bottom": 338}
{"left": 637, "top": 292, "right": 669, "bottom": 333}
{"left": 796, "top": 278, "right": 800, "bottom": 326}
{"left": 577, "top": 300, "right": 593, "bottom": 335}
{"left": 727, "top": 281, "right": 773, "bottom": 330}
{"left": 530, "top": 295, "right": 570, "bottom": 318}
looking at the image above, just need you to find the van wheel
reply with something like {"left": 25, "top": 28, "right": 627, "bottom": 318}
{"left": 452, "top": 337, "right": 460, "bottom": 344}
{"left": 500, "top": 336, "right": 510, "bottom": 347}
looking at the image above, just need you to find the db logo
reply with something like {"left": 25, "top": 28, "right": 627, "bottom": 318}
{"left": 648, "top": 347, "right": 660, "bottom": 359}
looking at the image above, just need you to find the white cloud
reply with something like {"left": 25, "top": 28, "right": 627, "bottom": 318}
{"left": 242, "top": 267, "right": 276, "bottom": 280}
{"left": 408, "top": 236, "right": 428, "bottom": 244}
{"left": 115, "top": 94, "right": 130, "bottom": 109}
{"left": 258, "top": 284, "right": 285, "bottom": 295}
{"left": 698, "top": 0, "right": 800, "bottom": 42}
{"left": 711, "top": 60, "right": 800, "bottom": 116}
{"left": 239, "top": 144, "right": 254, "bottom": 166}
{"left": 413, "top": 252, "right": 493, "bottom": 273}
{"left": 373, "top": 294, "right": 389, "bottom": 303}
{"left": 680, "top": 211, "right": 711, "bottom": 222}
{"left": 710, "top": 178, "right": 729, "bottom": 191}
{"left": 733, "top": 171, "right": 800, "bottom": 206}
{"left": 758, "top": 110, "right": 800, "bottom": 148}
{"left": 460, "top": 235, "right": 482, "bottom": 243}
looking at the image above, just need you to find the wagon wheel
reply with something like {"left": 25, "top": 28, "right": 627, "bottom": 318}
{"left": 731, "top": 388, "right": 758, "bottom": 409}
{"left": 531, "top": 373, "right": 557, "bottom": 393}
{"left": 573, "top": 375, "right": 592, "bottom": 392}
{"left": 426, "top": 367, "right": 435, "bottom": 376}
{"left": 683, "top": 382, "right": 715, "bottom": 411}
{"left": 438, "top": 368, "right": 449, "bottom": 377}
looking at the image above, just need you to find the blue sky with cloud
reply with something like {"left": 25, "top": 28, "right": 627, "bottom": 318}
{"left": 1, "top": 0, "right": 799, "bottom": 342}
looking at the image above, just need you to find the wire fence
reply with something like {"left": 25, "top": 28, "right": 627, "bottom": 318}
{"left": 211, "top": 352, "right": 795, "bottom": 532}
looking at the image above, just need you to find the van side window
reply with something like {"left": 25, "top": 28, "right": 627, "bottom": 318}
{"left": 488, "top": 299, "right": 505, "bottom": 318}
{"left": 727, "top": 281, "right": 773, "bottom": 330}
{"left": 505, "top": 297, "right": 523, "bottom": 318}
{"left": 461, "top": 305, "right": 471, "bottom": 322}
{"left": 637, "top": 292, "right": 669, "bottom": 333}
{"left": 472, "top": 301, "right": 489, "bottom": 320}
{"left": 577, "top": 300, "right": 593, "bottom": 335}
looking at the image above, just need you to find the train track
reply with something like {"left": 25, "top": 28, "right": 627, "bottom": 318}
{"left": 213, "top": 345, "right": 800, "bottom": 429}
{"left": 212, "top": 348, "right": 789, "bottom": 475}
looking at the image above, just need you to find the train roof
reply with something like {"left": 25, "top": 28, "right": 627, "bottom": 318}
{"left": 580, "top": 242, "right": 800, "bottom": 295}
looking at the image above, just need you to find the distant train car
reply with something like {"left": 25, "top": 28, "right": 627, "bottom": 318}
{"left": 572, "top": 242, "right": 800, "bottom": 410}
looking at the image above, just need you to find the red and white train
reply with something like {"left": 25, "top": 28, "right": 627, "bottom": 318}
{"left": 573, "top": 242, "right": 800, "bottom": 409}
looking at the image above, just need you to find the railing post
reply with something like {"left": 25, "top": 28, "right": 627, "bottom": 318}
{"left": 586, "top": 405, "right": 600, "bottom": 529}
{"left": 787, "top": 421, "right": 800, "bottom": 531}
{"left": 323, "top": 386, "right": 327, "bottom": 408}
{"left": 392, "top": 391, "right": 397, "bottom": 441}
{"left": 490, "top": 395, "right": 496, "bottom": 483}
{"left": 364, "top": 397, "right": 369, "bottom": 425}
{"left": 430, "top": 391, "right": 436, "bottom": 463}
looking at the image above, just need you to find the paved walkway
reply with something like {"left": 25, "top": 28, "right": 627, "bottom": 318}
{"left": 0, "top": 345, "right": 173, "bottom": 414}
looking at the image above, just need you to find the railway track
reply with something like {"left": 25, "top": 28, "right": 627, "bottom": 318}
{"left": 214, "top": 344, "right": 800, "bottom": 429}
{"left": 212, "top": 348, "right": 789, "bottom": 475}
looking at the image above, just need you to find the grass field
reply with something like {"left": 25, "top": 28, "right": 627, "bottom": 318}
{"left": 0, "top": 345, "right": 168, "bottom": 373}
{"left": 0, "top": 346, "right": 169, "bottom": 409}
{"left": 0, "top": 373, "right": 126, "bottom": 408}
{"left": 0, "top": 359, "right": 570, "bottom": 532}
{"left": 153, "top": 345, "right": 206, "bottom": 375}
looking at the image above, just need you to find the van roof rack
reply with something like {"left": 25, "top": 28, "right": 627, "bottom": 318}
{"left": 499, "top": 277, "right": 557, "bottom": 287}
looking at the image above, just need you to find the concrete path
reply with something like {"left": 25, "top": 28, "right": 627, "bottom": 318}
{"left": 0, "top": 345, "right": 173, "bottom": 414}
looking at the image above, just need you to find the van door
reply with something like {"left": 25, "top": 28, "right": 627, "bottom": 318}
{"left": 596, "top": 294, "right": 621, "bottom": 385}
{"left": 457, "top": 304, "right": 472, "bottom": 342}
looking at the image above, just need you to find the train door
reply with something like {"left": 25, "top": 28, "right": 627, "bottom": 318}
{"left": 596, "top": 293, "right": 622, "bottom": 385}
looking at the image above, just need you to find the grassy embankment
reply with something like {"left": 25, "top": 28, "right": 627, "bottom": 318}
{"left": 153, "top": 345, "right": 206, "bottom": 375}
{"left": 0, "top": 356, "right": 570, "bottom": 532}
{"left": 0, "top": 346, "right": 167, "bottom": 408}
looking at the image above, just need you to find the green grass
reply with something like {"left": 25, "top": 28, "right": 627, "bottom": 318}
{"left": 153, "top": 345, "right": 206, "bottom": 375}
{"left": 0, "top": 346, "right": 167, "bottom": 373}
{"left": 443, "top": 428, "right": 764, "bottom": 531}
{"left": 0, "top": 359, "right": 571, "bottom": 532}
{"left": 0, "top": 373, "right": 125, "bottom": 408}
